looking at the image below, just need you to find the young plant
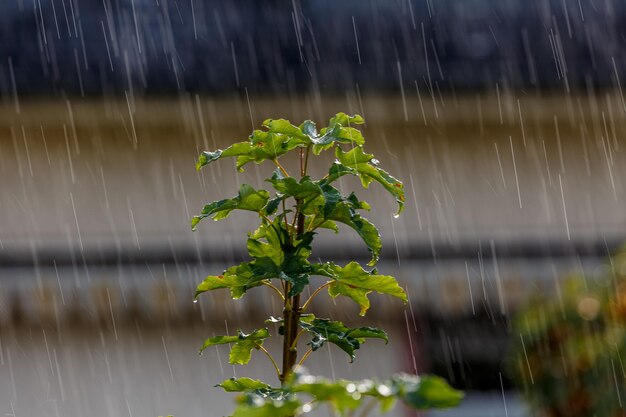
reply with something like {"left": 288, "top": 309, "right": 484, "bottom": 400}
{"left": 192, "top": 113, "right": 462, "bottom": 416}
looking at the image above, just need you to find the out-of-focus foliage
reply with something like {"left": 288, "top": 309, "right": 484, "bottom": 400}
{"left": 223, "top": 366, "right": 463, "bottom": 417}
{"left": 510, "top": 251, "right": 626, "bottom": 417}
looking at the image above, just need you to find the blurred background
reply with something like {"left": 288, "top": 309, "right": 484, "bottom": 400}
{"left": 1, "top": 0, "right": 626, "bottom": 416}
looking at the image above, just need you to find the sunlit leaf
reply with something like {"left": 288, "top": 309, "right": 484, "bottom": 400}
{"left": 233, "top": 130, "right": 303, "bottom": 171}
{"left": 195, "top": 262, "right": 272, "bottom": 299}
{"left": 217, "top": 377, "right": 271, "bottom": 393}
{"left": 196, "top": 141, "right": 254, "bottom": 170}
{"left": 327, "top": 146, "right": 405, "bottom": 215}
{"left": 312, "top": 262, "right": 407, "bottom": 315}
{"left": 191, "top": 184, "right": 269, "bottom": 230}
{"left": 328, "top": 112, "right": 365, "bottom": 127}
{"left": 199, "top": 329, "right": 270, "bottom": 365}
{"left": 263, "top": 119, "right": 309, "bottom": 142}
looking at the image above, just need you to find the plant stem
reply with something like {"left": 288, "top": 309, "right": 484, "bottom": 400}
{"left": 303, "top": 146, "right": 311, "bottom": 175}
{"left": 279, "top": 148, "right": 308, "bottom": 385}
{"left": 258, "top": 345, "right": 281, "bottom": 380}
{"left": 297, "top": 347, "right": 313, "bottom": 366}
{"left": 290, "top": 330, "right": 305, "bottom": 350}
{"left": 301, "top": 281, "right": 332, "bottom": 311}
{"left": 262, "top": 281, "right": 285, "bottom": 301}
{"left": 273, "top": 159, "right": 289, "bottom": 177}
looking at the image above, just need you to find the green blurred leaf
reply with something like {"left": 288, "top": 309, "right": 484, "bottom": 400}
{"left": 327, "top": 146, "right": 405, "bottom": 215}
{"left": 199, "top": 329, "right": 270, "bottom": 365}
{"left": 298, "top": 314, "right": 388, "bottom": 362}
{"left": 191, "top": 184, "right": 269, "bottom": 230}
{"left": 231, "top": 402, "right": 300, "bottom": 417}
{"left": 312, "top": 262, "right": 407, "bottom": 315}
{"left": 392, "top": 374, "right": 464, "bottom": 409}
{"left": 217, "top": 377, "right": 271, "bottom": 393}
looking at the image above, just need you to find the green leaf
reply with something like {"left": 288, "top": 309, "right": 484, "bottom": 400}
{"left": 262, "top": 119, "right": 309, "bottom": 142}
{"left": 298, "top": 315, "right": 388, "bottom": 362}
{"left": 268, "top": 171, "right": 323, "bottom": 202}
{"left": 305, "top": 219, "right": 339, "bottom": 233}
{"left": 328, "top": 112, "right": 365, "bottom": 127}
{"left": 325, "top": 201, "right": 381, "bottom": 266}
{"left": 198, "top": 329, "right": 270, "bottom": 365}
{"left": 191, "top": 184, "right": 269, "bottom": 230}
{"left": 196, "top": 141, "right": 254, "bottom": 170}
{"left": 328, "top": 146, "right": 405, "bottom": 215}
{"left": 234, "top": 130, "right": 302, "bottom": 171}
{"left": 263, "top": 196, "right": 283, "bottom": 216}
{"left": 292, "top": 377, "right": 361, "bottom": 413}
{"left": 307, "top": 113, "right": 367, "bottom": 155}
{"left": 217, "top": 377, "right": 271, "bottom": 393}
{"left": 246, "top": 220, "right": 314, "bottom": 297}
{"left": 392, "top": 374, "right": 464, "bottom": 409}
{"left": 312, "top": 262, "right": 407, "bottom": 316}
{"left": 195, "top": 261, "right": 272, "bottom": 299}
{"left": 232, "top": 400, "right": 300, "bottom": 417}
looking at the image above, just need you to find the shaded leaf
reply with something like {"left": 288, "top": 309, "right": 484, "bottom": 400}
{"left": 191, "top": 184, "right": 269, "bottom": 230}
{"left": 268, "top": 171, "right": 323, "bottom": 202}
{"left": 298, "top": 314, "right": 388, "bottom": 362}
{"left": 246, "top": 220, "right": 314, "bottom": 297}
{"left": 312, "top": 262, "right": 407, "bottom": 315}
{"left": 325, "top": 202, "right": 381, "bottom": 266}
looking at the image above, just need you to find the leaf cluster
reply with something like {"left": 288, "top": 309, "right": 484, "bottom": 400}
{"left": 192, "top": 113, "right": 461, "bottom": 416}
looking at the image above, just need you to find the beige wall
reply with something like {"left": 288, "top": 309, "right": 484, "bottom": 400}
{"left": 0, "top": 93, "right": 625, "bottom": 255}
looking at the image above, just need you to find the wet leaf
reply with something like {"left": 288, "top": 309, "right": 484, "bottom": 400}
{"left": 199, "top": 329, "right": 270, "bottom": 365}
{"left": 312, "top": 262, "right": 407, "bottom": 315}
{"left": 268, "top": 171, "right": 323, "bottom": 202}
{"left": 195, "top": 261, "right": 272, "bottom": 299}
{"left": 262, "top": 119, "right": 309, "bottom": 142}
{"left": 298, "top": 314, "right": 388, "bottom": 362}
{"left": 327, "top": 146, "right": 405, "bottom": 215}
{"left": 246, "top": 220, "right": 314, "bottom": 297}
{"left": 217, "top": 377, "right": 271, "bottom": 393}
{"left": 191, "top": 184, "right": 269, "bottom": 230}
{"left": 196, "top": 141, "right": 254, "bottom": 170}
{"left": 325, "top": 201, "right": 381, "bottom": 266}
